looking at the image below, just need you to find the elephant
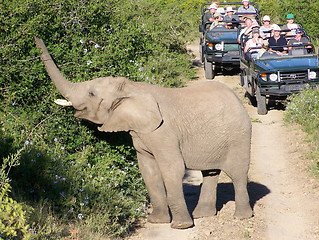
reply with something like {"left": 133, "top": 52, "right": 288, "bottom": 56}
{"left": 34, "top": 36, "right": 253, "bottom": 229}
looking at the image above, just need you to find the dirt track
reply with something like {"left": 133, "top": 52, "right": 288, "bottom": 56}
{"left": 125, "top": 43, "right": 319, "bottom": 240}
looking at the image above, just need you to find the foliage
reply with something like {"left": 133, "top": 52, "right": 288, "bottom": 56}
{"left": 0, "top": 184, "right": 31, "bottom": 240}
{"left": 0, "top": 0, "right": 201, "bottom": 238}
{"left": 284, "top": 89, "right": 319, "bottom": 173}
{"left": 254, "top": 0, "right": 319, "bottom": 43}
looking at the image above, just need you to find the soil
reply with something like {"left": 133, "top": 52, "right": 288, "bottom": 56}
{"left": 124, "top": 42, "right": 319, "bottom": 240}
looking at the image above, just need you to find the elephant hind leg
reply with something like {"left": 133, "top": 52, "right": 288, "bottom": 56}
{"left": 192, "top": 169, "right": 221, "bottom": 219}
{"left": 225, "top": 169, "right": 253, "bottom": 219}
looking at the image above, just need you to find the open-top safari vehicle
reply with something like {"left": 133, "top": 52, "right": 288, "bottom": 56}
{"left": 239, "top": 40, "right": 319, "bottom": 115}
{"left": 199, "top": 2, "right": 260, "bottom": 79}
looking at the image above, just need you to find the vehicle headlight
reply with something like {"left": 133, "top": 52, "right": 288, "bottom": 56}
{"left": 309, "top": 71, "right": 317, "bottom": 79}
{"left": 269, "top": 73, "right": 278, "bottom": 82}
{"left": 215, "top": 43, "right": 223, "bottom": 51}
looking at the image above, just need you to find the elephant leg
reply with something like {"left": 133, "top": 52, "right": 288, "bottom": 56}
{"left": 232, "top": 175, "right": 253, "bottom": 219}
{"left": 137, "top": 152, "right": 170, "bottom": 223}
{"left": 225, "top": 167, "right": 253, "bottom": 219}
{"left": 157, "top": 157, "right": 194, "bottom": 229}
{"left": 192, "top": 169, "right": 221, "bottom": 219}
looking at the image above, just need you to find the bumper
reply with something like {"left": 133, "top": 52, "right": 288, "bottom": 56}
{"left": 206, "top": 54, "right": 240, "bottom": 65}
{"left": 259, "top": 82, "right": 319, "bottom": 96}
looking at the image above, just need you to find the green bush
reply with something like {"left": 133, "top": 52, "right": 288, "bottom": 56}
{"left": 284, "top": 88, "right": 319, "bottom": 173}
{"left": 0, "top": 0, "right": 201, "bottom": 238}
{"left": 0, "top": 184, "right": 31, "bottom": 240}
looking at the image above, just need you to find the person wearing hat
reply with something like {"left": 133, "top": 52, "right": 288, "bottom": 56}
{"left": 209, "top": 12, "right": 225, "bottom": 30}
{"left": 224, "top": 6, "right": 239, "bottom": 28}
{"left": 259, "top": 15, "right": 272, "bottom": 39}
{"left": 203, "top": 3, "right": 218, "bottom": 23}
{"left": 238, "top": 18, "right": 261, "bottom": 42}
{"left": 282, "top": 14, "right": 301, "bottom": 34}
{"left": 288, "top": 28, "right": 312, "bottom": 52}
{"left": 244, "top": 28, "right": 263, "bottom": 60}
{"left": 238, "top": 0, "right": 256, "bottom": 14}
{"left": 268, "top": 25, "right": 288, "bottom": 55}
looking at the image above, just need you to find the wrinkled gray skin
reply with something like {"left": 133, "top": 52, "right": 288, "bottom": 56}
{"left": 35, "top": 37, "right": 253, "bottom": 229}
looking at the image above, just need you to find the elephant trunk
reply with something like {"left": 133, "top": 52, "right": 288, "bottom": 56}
{"left": 34, "top": 36, "right": 76, "bottom": 101}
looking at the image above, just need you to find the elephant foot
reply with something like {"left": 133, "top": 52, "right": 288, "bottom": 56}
{"left": 170, "top": 219, "right": 194, "bottom": 229}
{"left": 147, "top": 211, "right": 170, "bottom": 224}
{"left": 192, "top": 206, "right": 216, "bottom": 219}
{"left": 234, "top": 206, "right": 253, "bottom": 219}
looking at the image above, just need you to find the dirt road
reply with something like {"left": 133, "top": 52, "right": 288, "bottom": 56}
{"left": 125, "top": 43, "right": 319, "bottom": 240}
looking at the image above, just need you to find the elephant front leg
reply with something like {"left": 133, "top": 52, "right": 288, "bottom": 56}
{"left": 157, "top": 158, "right": 194, "bottom": 229}
{"left": 137, "top": 152, "right": 170, "bottom": 224}
{"left": 193, "top": 169, "right": 221, "bottom": 219}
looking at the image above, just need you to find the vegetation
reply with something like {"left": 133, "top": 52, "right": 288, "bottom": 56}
{"left": 0, "top": 0, "right": 200, "bottom": 238}
{"left": 284, "top": 89, "right": 319, "bottom": 175}
{"left": 1, "top": 0, "right": 319, "bottom": 239}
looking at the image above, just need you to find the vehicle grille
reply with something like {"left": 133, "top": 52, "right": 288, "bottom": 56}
{"left": 280, "top": 72, "right": 307, "bottom": 81}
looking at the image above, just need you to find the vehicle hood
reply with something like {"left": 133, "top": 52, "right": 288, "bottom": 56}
{"left": 205, "top": 30, "right": 238, "bottom": 43}
{"left": 254, "top": 55, "right": 319, "bottom": 72}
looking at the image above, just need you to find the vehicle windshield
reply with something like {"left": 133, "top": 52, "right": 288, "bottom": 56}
{"left": 206, "top": 29, "right": 238, "bottom": 42}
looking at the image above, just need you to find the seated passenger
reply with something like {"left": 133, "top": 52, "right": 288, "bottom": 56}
{"left": 288, "top": 28, "right": 312, "bottom": 54}
{"left": 203, "top": 4, "right": 218, "bottom": 23}
{"left": 224, "top": 7, "right": 239, "bottom": 28}
{"left": 238, "top": 18, "right": 254, "bottom": 42}
{"left": 259, "top": 15, "right": 272, "bottom": 39}
{"left": 244, "top": 29, "right": 263, "bottom": 60}
{"left": 209, "top": 13, "right": 225, "bottom": 30}
{"left": 238, "top": 0, "right": 256, "bottom": 14}
{"left": 268, "top": 25, "right": 287, "bottom": 55}
{"left": 281, "top": 14, "right": 301, "bottom": 36}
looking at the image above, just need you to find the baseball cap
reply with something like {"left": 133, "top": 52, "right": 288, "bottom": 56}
{"left": 252, "top": 29, "right": 260, "bottom": 34}
{"left": 296, "top": 29, "right": 303, "bottom": 34}
{"left": 286, "top": 13, "right": 294, "bottom": 19}
{"left": 263, "top": 15, "right": 270, "bottom": 21}
{"left": 242, "top": 0, "right": 249, "bottom": 2}
{"left": 209, "top": 3, "right": 218, "bottom": 9}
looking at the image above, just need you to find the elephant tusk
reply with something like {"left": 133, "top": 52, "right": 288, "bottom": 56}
{"left": 54, "top": 99, "right": 73, "bottom": 106}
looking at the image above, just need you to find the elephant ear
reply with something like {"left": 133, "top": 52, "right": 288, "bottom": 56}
{"left": 98, "top": 93, "right": 163, "bottom": 134}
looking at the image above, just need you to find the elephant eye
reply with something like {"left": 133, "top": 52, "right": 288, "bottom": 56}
{"left": 89, "top": 91, "right": 95, "bottom": 97}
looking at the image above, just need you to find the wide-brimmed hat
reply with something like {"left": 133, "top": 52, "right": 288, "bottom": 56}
{"left": 286, "top": 13, "right": 294, "bottom": 19}
{"left": 271, "top": 24, "right": 281, "bottom": 31}
{"left": 252, "top": 29, "right": 260, "bottom": 34}
{"left": 263, "top": 15, "right": 270, "bottom": 21}
{"left": 226, "top": 6, "right": 235, "bottom": 12}
{"left": 251, "top": 22, "right": 260, "bottom": 28}
{"left": 209, "top": 3, "right": 218, "bottom": 9}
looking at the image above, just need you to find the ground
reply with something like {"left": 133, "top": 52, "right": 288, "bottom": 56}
{"left": 124, "top": 42, "right": 319, "bottom": 240}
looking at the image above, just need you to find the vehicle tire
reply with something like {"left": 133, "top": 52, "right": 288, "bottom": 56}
{"left": 204, "top": 59, "right": 214, "bottom": 79}
{"left": 256, "top": 86, "right": 268, "bottom": 115}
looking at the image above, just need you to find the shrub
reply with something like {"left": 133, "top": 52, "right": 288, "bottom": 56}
{"left": 0, "top": 0, "right": 200, "bottom": 238}
{"left": 285, "top": 89, "right": 319, "bottom": 173}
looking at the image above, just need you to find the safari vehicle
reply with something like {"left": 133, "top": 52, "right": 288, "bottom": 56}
{"left": 239, "top": 40, "right": 319, "bottom": 115}
{"left": 199, "top": 2, "right": 260, "bottom": 79}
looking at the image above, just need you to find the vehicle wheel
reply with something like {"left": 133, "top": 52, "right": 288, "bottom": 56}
{"left": 256, "top": 86, "right": 268, "bottom": 115}
{"left": 204, "top": 59, "right": 215, "bottom": 79}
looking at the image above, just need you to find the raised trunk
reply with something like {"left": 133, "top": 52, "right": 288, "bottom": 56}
{"left": 34, "top": 37, "right": 76, "bottom": 100}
